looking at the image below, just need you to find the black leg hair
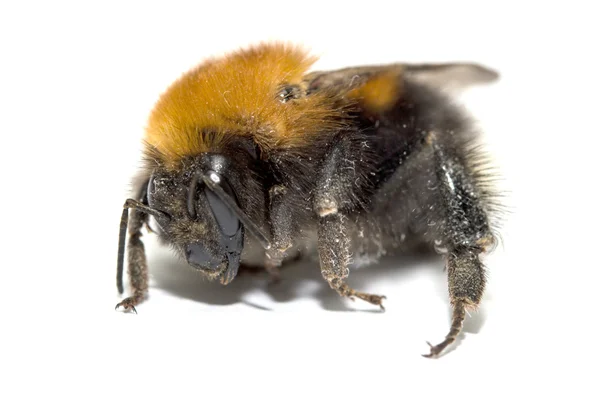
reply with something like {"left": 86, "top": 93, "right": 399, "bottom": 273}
{"left": 422, "top": 133, "right": 492, "bottom": 357}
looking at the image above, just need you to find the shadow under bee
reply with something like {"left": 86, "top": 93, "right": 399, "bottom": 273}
{"left": 148, "top": 247, "right": 487, "bottom": 334}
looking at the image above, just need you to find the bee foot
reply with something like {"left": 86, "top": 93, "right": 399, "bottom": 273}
{"left": 115, "top": 297, "right": 138, "bottom": 314}
{"left": 354, "top": 292, "right": 386, "bottom": 311}
{"left": 422, "top": 341, "right": 446, "bottom": 358}
{"left": 331, "top": 280, "right": 387, "bottom": 311}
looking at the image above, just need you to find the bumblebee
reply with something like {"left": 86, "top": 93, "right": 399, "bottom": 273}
{"left": 116, "top": 43, "right": 501, "bottom": 358}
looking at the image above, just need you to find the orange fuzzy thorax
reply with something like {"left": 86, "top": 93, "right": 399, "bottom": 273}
{"left": 145, "top": 43, "right": 344, "bottom": 163}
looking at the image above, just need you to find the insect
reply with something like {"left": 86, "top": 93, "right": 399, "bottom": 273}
{"left": 115, "top": 43, "right": 501, "bottom": 358}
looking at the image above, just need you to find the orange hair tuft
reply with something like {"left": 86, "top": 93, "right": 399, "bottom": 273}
{"left": 145, "top": 43, "right": 346, "bottom": 164}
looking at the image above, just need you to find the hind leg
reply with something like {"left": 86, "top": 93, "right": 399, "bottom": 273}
{"left": 421, "top": 134, "right": 495, "bottom": 357}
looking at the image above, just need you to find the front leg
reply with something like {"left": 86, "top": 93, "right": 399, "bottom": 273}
{"left": 115, "top": 200, "right": 149, "bottom": 314}
{"left": 314, "top": 135, "right": 385, "bottom": 310}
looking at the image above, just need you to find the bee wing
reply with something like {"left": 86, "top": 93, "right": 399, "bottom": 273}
{"left": 305, "top": 63, "right": 499, "bottom": 95}
{"left": 304, "top": 65, "right": 402, "bottom": 93}
{"left": 403, "top": 62, "right": 499, "bottom": 92}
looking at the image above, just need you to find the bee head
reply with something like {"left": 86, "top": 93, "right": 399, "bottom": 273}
{"left": 137, "top": 152, "right": 270, "bottom": 285}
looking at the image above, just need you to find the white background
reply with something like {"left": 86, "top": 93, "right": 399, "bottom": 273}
{"left": 1, "top": 1, "right": 598, "bottom": 394}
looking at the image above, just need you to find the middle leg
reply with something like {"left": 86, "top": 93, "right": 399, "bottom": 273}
{"left": 314, "top": 134, "right": 385, "bottom": 310}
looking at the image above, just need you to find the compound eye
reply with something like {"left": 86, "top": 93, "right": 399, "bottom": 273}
{"left": 204, "top": 175, "right": 240, "bottom": 237}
